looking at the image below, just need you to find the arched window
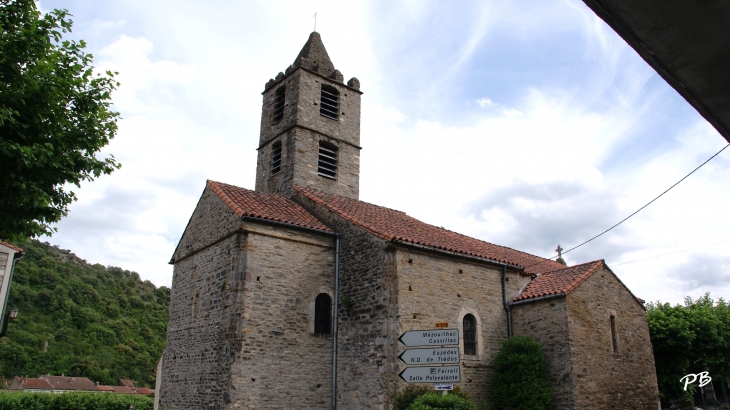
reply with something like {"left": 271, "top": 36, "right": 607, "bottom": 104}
{"left": 273, "top": 86, "right": 285, "bottom": 122}
{"left": 463, "top": 314, "right": 476, "bottom": 355}
{"left": 314, "top": 293, "right": 332, "bottom": 334}
{"left": 320, "top": 84, "right": 339, "bottom": 120}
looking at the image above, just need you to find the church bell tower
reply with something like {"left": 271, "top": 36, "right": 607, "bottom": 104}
{"left": 254, "top": 32, "right": 362, "bottom": 199}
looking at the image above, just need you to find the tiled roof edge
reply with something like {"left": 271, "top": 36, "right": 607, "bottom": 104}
{"left": 209, "top": 181, "right": 333, "bottom": 233}
{"left": 392, "top": 239, "right": 523, "bottom": 270}
{"left": 511, "top": 292, "right": 566, "bottom": 306}
{"left": 295, "top": 186, "right": 392, "bottom": 240}
{"left": 0, "top": 241, "right": 23, "bottom": 252}
{"left": 512, "top": 260, "right": 605, "bottom": 302}
{"left": 241, "top": 215, "right": 334, "bottom": 235}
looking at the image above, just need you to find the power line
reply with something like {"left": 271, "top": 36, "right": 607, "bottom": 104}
{"left": 611, "top": 240, "right": 730, "bottom": 267}
{"left": 526, "top": 143, "right": 729, "bottom": 270}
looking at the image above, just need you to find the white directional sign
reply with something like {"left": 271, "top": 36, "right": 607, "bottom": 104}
{"left": 398, "top": 366, "right": 461, "bottom": 383}
{"left": 398, "top": 329, "right": 459, "bottom": 347}
{"left": 398, "top": 347, "right": 460, "bottom": 365}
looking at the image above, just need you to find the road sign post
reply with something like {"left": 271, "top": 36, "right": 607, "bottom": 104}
{"left": 398, "top": 366, "right": 461, "bottom": 383}
{"left": 398, "top": 347, "right": 460, "bottom": 365}
{"left": 398, "top": 328, "right": 461, "bottom": 384}
{"left": 398, "top": 328, "right": 459, "bottom": 347}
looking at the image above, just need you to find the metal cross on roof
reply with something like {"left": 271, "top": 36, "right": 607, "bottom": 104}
{"left": 555, "top": 244, "right": 563, "bottom": 258}
{"left": 313, "top": 12, "right": 318, "bottom": 32}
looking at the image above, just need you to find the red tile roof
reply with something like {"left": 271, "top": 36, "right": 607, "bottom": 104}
{"left": 134, "top": 387, "right": 155, "bottom": 394}
{"left": 45, "top": 376, "right": 75, "bottom": 390}
{"left": 296, "top": 187, "right": 565, "bottom": 273}
{"left": 68, "top": 377, "right": 98, "bottom": 391}
{"left": 119, "top": 379, "right": 134, "bottom": 387}
{"left": 208, "top": 180, "right": 333, "bottom": 233}
{"left": 111, "top": 385, "right": 136, "bottom": 394}
{"left": 97, "top": 385, "right": 115, "bottom": 391}
{"left": 513, "top": 260, "right": 604, "bottom": 302}
{"left": 0, "top": 241, "right": 23, "bottom": 252}
{"left": 14, "top": 377, "right": 53, "bottom": 390}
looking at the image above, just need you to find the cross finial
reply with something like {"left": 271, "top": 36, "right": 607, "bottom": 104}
{"left": 556, "top": 244, "right": 563, "bottom": 257}
{"left": 313, "top": 12, "right": 318, "bottom": 32}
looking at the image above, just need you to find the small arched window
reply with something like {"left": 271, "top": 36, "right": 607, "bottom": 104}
{"left": 273, "top": 86, "right": 285, "bottom": 122}
{"left": 320, "top": 84, "right": 339, "bottom": 120}
{"left": 314, "top": 293, "right": 332, "bottom": 334}
{"left": 271, "top": 141, "right": 282, "bottom": 175}
{"left": 463, "top": 314, "right": 476, "bottom": 355}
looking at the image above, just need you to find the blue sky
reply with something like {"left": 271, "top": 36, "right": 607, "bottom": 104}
{"left": 37, "top": 0, "right": 730, "bottom": 305}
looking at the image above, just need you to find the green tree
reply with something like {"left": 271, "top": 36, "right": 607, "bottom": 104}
{"left": 0, "top": 0, "right": 120, "bottom": 241}
{"left": 489, "top": 336, "right": 553, "bottom": 410}
{"left": 647, "top": 294, "right": 730, "bottom": 407}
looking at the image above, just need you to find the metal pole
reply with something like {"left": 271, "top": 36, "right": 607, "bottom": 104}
{"left": 331, "top": 235, "right": 340, "bottom": 410}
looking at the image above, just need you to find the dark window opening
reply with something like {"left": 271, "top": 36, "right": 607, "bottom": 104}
{"left": 320, "top": 84, "right": 339, "bottom": 120}
{"left": 463, "top": 314, "right": 476, "bottom": 355}
{"left": 271, "top": 141, "right": 282, "bottom": 175}
{"left": 610, "top": 315, "right": 618, "bottom": 353}
{"left": 318, "top": 141, "right": 337, "bottom": 179}
{"left": 314, "top": 293, "right": 332, "bottom": 334}
{"left": 273, "top": 86, "right": 285, "bottom": 122}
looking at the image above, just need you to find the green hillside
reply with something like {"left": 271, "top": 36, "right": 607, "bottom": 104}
{"left": 0, "top": 240, "right": 169, "bottom": 388}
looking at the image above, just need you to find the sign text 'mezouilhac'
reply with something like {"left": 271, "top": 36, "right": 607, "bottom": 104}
{"left": 398, "top": 328, "right": 459, "bottom": 347}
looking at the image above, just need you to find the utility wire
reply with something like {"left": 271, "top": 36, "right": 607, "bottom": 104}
{"left": 611, "top": 240, "right": 730, "bottom": 267}
{"left": 526, "top": 143, "right": 730, "bottom": 270}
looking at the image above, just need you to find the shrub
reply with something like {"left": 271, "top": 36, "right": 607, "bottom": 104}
{"left": 392, "top": 385, "right": 436, "bottom": 410}
{"left": 0, "top": 391, "right": 153, "bottom": 410}
{"left": 489, "top": 336, "right": 553, "bottom": 410}
{"left": 409, "top": 392, "right": 477, "bottom": 410}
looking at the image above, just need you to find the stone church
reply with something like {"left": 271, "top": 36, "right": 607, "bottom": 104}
{"left": 158, "top": 32, "right": 659, "bottom": 409}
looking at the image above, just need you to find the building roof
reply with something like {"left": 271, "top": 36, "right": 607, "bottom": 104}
{"left": 111, "top": 385, "right": 136, "bottom": 394}
{"left": 45, "top": 375, "right": 76, "bottom": 390}
{"left": 119, "top": 379, "right": 134, "bottom": 387}
{"left": 134, "top": 387, "right": 155, "bottom": 395}
{"left": 68, "top": 376, "right": 99, "bottom": 391}
{"left": 296, "top": 186, "right": 566, "bottom": 274}
{"left": 207, "top": 180, "right": 333, "bottom": 233}
{"left": 513, "top": 260, "right": 605, "bottom": 302}
{"left": 97, "top": 385, "right": 115, "bottom": 391}
{"left": 11, "top": 377, "right": 53, "bottom": 390}
{"left": 293, "top": 31, "right": 336, "bottom": 78}
{"left": 0, "top": 241, "right": 23, "bottom": 252}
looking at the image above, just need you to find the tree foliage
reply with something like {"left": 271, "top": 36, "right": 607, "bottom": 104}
{"left": 0, "top": 240, "right": 169, "bottom": 387}
{"left": 646, "top": 294, "right": 730, "bottom": 407}
{"left": 489, "top": 336, "right": 553, "bottom": 410}
{"left": 0, "top": 0, "right": 120, "bottom": 241}
{"left": 409, "top": 392, "right": 477, "bottom": 410}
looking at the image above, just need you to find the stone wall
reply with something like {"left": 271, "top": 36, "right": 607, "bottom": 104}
{"left": 255, "top": 127, "right": 359, "bottom": 200}
{"left": 258, "top": 68, "right": 361, "bottom": 148}
{"left": 567, "top": 266, "right": 659, "bottom": 409}
{"left": 229, "top": 221, "right": 336, "bottom": 409}
{"left": 512, "top": 297, "right": 575, "bottom": 408}
{"left": 171, "top": 186, "right": 242, "bottom": 263}
{"left": 293, "top": 191, "right": 396, "bottom": 409}
{"left": 395, "top": 248, "right": 530, "bottom": 406}
{"left": 159, "top": 189, "right": 244, "bottom": 409}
